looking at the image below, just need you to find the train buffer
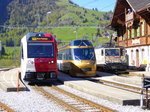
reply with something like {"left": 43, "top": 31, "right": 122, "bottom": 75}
{"left": 0, "top": 68, "right": 26, "bottom": 92}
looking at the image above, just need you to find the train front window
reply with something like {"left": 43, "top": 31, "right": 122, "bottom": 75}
{"left": 105, "top": 49, "right": 120, "bottom": 56}
{"left": 27, "top": 43, "right": 54, "bottom": 58}
{"left": 73, "top": 48, "right": 95, "bottom": 60}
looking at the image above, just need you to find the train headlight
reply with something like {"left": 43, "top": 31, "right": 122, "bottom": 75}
{"left": 74, "top": 60, "right": 81, "bottom": 65}
{"left": 48, "top": 61, "right": 54, "bottom": 64}
{"left": 28, "top": 60, "right": 34, "bottom": 64}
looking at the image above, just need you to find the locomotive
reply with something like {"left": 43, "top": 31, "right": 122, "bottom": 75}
{"left": 20, "top": 32, "right": 58, "bottom": 82}
{"left": 57, "top": 39, "right": 96, "bottom": 77}
{"left": 95, "top": 43, "right": 128, "bottom": 71}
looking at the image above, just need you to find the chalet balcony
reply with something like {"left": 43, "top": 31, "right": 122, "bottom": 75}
{"left": 126, "top": 12, "right": 134, "bottom": 22}
{"left": 126, "top": 12, "right": 134, "bottom": 27}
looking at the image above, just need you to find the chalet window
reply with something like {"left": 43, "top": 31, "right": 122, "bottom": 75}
{"left": 141, "top": 49, "right": 144, "bottom": 63}
{"left": 131, "top": 29, "right": 134, "bottom": 38}
{"left": 131, "top": 50, "right": 133, "bottom": 57}
{"left": 146, "top": 22, "right": 148, "bottom": 35}
{"left": 122, "top": 30, "right": 127, "bottom": 40}
{"left": 123, "top": 29, "right": 126, "bottom": 40}
{"left": 127, "top": 29, "right": 131, "bottom": 39}
{"left": 136, "top": 26, "right": 140, "bottom": 37}
{"left": 141, "top": 21, "right": 145, "bottom": 36}
{"left": 118, "top": 28, "right": 124, "bottom": 41}
{"left": 131, "top": 50, "right": 134, "bottom": 65}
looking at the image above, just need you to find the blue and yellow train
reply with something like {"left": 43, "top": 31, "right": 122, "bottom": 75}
{"left": 57, "top": 40, "right": 96, "bottom": 77}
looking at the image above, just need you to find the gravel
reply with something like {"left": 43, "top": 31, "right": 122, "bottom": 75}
{"left": 57, "top": 84, "right": 150, "bottom": 112}
{"left": 0, "top": 86, "right": 66, "bottom": 112}
{"left": 0, "top": 69, "right": 150, "bottom": 112}
{"left": 0, "top": 83, "right": 149, "bottom": 112}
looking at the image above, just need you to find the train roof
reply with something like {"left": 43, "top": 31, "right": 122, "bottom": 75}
{"left": 58, "top": 39, "right": 93, "bottom": 50}
{"left": 27, "top": 32, "right": 53, "bottom": 37}
{"left": 22, "top": 32, "right": 56, "bottom": 41}
{"left": 95, "top": 43, "right": 124, "bottom": 49}
{"left": 69, "top": 39, "right": 93, "bottom": 46}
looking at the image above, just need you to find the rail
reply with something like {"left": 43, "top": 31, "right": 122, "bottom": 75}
{"left": 0, "top": 102, "right": 15, "bottom": 112}
{"left": 86, "top": 78, "right": 150, "bottom": 95}
{"left": 33, "top": 85, "right": 117, "bottom": 112}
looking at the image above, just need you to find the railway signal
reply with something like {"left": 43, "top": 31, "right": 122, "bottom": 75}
{"left": 141, "top": 74, "right": 150, "bottom": 109}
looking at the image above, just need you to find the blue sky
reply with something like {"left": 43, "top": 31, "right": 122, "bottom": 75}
{"left": 71, "top": 0, "right": 116, "bottom": 12}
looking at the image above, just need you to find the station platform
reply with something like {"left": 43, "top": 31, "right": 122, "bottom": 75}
{"left": 96, "top": 71, "right": 143, "bottom": 86}
{"left": 96, "top": 71, "right": 150, "bottom": 86}
{"left": 128, "top": 71, "right": 150, "bottom": 77}
{"left": 58, "top": 72, "right": 141, "bottom": 105}
{"left": 0, "top": 68, "right": 26, "bottom": 92}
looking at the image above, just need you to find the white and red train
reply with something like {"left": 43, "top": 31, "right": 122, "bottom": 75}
{"left": 20, "top": 32, "right": 58, "bottom": 82}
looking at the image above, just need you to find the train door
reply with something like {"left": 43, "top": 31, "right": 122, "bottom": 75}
{"left": 136, "top": 49, "right": 139, "bottom": 67}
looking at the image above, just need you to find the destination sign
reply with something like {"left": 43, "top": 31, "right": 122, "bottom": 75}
{"left": 29, "top": 37, "right": 52, "bottom": 41}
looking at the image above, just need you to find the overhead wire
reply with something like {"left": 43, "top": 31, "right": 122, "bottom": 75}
{"left": 72, "top": 0, "right": 115, "bottom": 11}
{"left": 99, "top": 2, "right": 115, "bottom": 11}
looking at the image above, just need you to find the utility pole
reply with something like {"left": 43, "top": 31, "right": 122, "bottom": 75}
{"left": 109, "top": 34, "right": 113, "bottom": 46}
{"left": 74, "top": 28, "right": 78, "bottom": 39}
{"left": 35, "top": 14, "right": 40, "bottom": 26}
{"left": 46, "top": 11, "right": 51, "bottom": 25}
{"left": 14, "top": 36, "right": 16, "bottom": 67}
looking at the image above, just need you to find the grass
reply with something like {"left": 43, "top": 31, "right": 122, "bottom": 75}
{"left": 0, "top": 46, "right": 20, "bottom": 67}
{"left": 52, "top": 27, "right": 100, "bottom": 41}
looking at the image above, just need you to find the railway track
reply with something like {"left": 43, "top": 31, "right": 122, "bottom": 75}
{"left": 33, "top": 85, "right": 117, "bottom": 112}
{"left": 0, "top": 102, "right": 15, "bottom": 112}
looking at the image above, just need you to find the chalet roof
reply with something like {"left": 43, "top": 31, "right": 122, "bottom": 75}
{"left": 127, "top": 0, "right": 150, "bottom": 12}
{"left": 110, "top": 0, "right": 150, "bottom": 27}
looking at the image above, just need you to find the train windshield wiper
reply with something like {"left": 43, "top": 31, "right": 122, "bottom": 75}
{"left": 75, "top": 55, "right": 81, "bottom": 61}
{"left": 90, "top": 54, "right": 94, "bottom": 60}
{"left": 79, "top": 41, "right": 88, "bottom": 46}
{"left": 83, "top": 42, "right": 88, "bottom": 46}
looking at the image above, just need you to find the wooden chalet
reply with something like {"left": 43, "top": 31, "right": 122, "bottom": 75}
{"left": 110, "top": 0, "right": 150, "bottom": 71}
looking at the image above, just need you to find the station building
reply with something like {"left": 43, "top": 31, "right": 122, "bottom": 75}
{"left": 110, "top": 0, "right": 150, "bottom": 71}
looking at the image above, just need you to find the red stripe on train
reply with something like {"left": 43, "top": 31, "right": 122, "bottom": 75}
{"left": 34, "top": 58, "right": 57, "bottom": 72}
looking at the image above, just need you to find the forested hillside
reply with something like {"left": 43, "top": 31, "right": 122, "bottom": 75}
{"left": 0, "top": 0, "right": 113, "bottom": 46}
{"left": 0, "top": 0, "right": 13, "bottom": 24}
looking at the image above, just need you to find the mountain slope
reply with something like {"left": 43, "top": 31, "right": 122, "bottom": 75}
{"left": 3, "top": 0, "right": 112, "bottom": 26}
{"left": 0, "top": 0, "right": 113, "bottom": 47}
